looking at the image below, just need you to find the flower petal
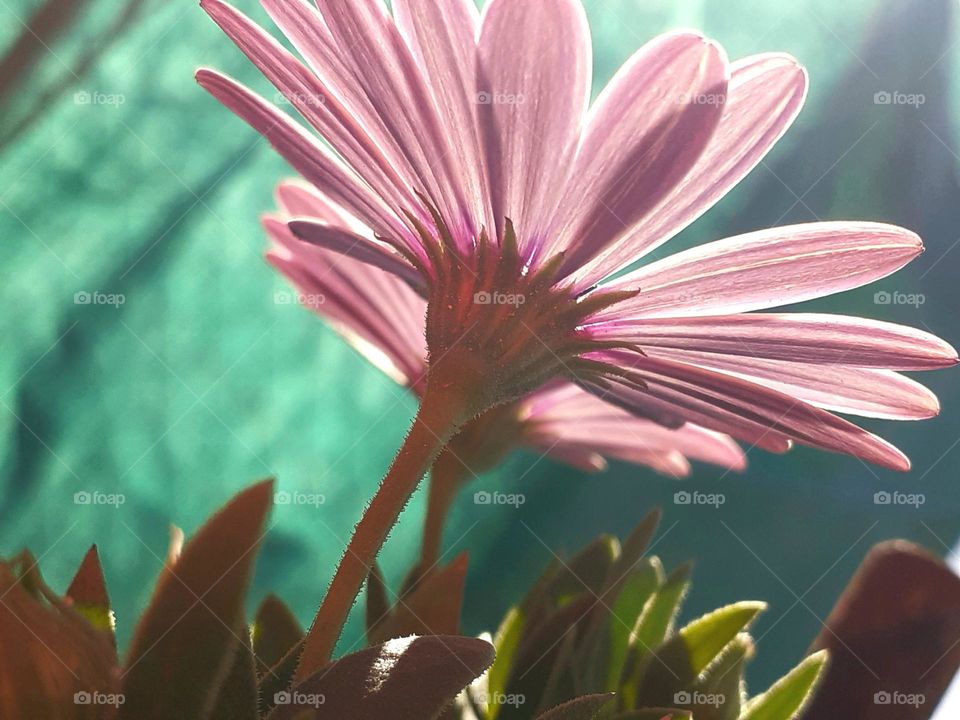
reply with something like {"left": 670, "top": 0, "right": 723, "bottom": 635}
{"left": 647, "top": 349, "right": 940, "bottom": 419}
{"left": 476, "top": 0, "right": 591, "bottom": 255}
{"left": 275, "top": 179, "right": 365, "bottom": 233}
{"left": 195, "top": 69, "right": 409, "bottom": 242}
{"left": 288, "top": 219, "right": 423, "bottom": 288}
{"left": 591, "top": 313, "right": 958, "bottom": 370}
{"left": 545, "top": 32, "right": 729, "bottom": 274}
{"left": 265, "top": 217, "right": 428, "bottom": 390}
{"left": 570, "top": 53, "right": 808, "bottom": 290}
{"left": 393, "top": 0, "right": 492, "bottom": 231}
{"left": 201, "top": 0, "right": 421, "bottom": 237}
{"left": 259, "top": 0, "right": 425, "bottom": 207}
{"left": 310, "top": 0, "right": 471, "bottom": 241}
{"left": 521, "top": 383, "right": 746, "bottom": 472}
{"left": 596, "top": 222, "right": 924, "bottom": 318}
{"left": 585, "top": 351, "right": 911, "bottom": 470}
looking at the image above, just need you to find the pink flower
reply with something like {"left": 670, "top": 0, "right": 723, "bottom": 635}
{"left": 197, "top": 0, "right": 959, "bottom": 673}
{"left": 197, "top": 0, "right": 955, "bottom": 472}
{"left": 267, "top": 180, "right": 747, "bottom": 478}
{"left": 198, "top": 0, "right": 957, "bottom": 470}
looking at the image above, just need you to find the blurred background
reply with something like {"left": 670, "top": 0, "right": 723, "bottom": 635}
{"left": 1, "top": 0, "right": 958, "bottom": 691}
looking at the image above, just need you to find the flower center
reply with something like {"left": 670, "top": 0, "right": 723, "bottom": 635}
{"left": 404, "top": 207, "right": 638, "bottom": 419}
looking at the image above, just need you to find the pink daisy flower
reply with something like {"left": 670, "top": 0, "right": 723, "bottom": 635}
{"left": 267, "top": 180, "right": 747, "bottom": 480}
{"left": 196, "top": 0, "right": 955, "bottom": 670}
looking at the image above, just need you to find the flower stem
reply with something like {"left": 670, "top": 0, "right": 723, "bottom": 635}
{"left": 420, "top": 451, "right": 469, "bottom": 569}
{"left": 295, "top": 383, "right": 469, "bottom": 680}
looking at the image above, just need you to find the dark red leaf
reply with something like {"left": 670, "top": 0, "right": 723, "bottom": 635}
{"left": 535, "top": 693, "right": 615, "bottom": 720}
{"left": 803, "top": 540, "right": 960, "bottom": 719}
{"left": 266, "top": 635, "right": 494, "bottom": 720}
{"left": 120, "top": 479, "right": 274, "bottom": 719}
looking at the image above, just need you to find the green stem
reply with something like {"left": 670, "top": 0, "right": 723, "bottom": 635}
{"left": 295, "top": 383, "right": 469, "bottom": 680}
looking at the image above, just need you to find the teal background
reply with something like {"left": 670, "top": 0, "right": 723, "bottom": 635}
{"left": 1, "top": 0, "right": 958, "bottom": 688}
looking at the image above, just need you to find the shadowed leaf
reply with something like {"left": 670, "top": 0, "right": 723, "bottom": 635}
{"left": 0, "top": 559, "right": 118, "bottom": 719}
{"left": 803, "top": 541, "right": 960, "bottom": 719}
{"left": 621, "top": 564, "right": 691, "bottom": 708}
{"left": 66, "top": 544, "right": 115, "bottom": 643}
{"left": 550, "top": 537, "right": 619, "bottom": 605}
{"left": 253, "top": 594, "right": 303, "bottom": 676}
{"left": 210, "top": 627, "right": 258, "bottom": 720}
{"left": 608, "top": 511, "right": 662, "bottom": 586}
{"left": 266, "top": 635, "right": 494, "bottom": 719}
{"left": 370, "top": 554, "right": 469, "bottom": 643}
{"left": 503, "top": 594, "right": 595, "bottom": 717}
{"left": 120, "top": 479, "right": 274, "bottom": 720}
{"left": 535, "top": 693, "right": 615, "bottom": 720}
{"left": 690, "top": 634, "right": 752, "bottom": 720}
{"left": 259, "top": 641, "right": 303, "bottom": 716}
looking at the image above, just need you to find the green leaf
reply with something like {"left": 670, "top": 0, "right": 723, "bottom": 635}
{"left": 633, "top": 563, "right": 691, "bottom": 653}
{"left": 620, "top": 564, "right": 690, "bottom": 708}
{"left": 120, "top": 479, "right": 274, "bottom": 720}
{"left": 487, "top": 606, "right": 525, "bottom": 720}
{"left": 740, "top": 650, "right": 828, "bottom": 720}
{"left": 678, "top": 602, "right": 765, "bottom": 676}
{"left": 575, "top": 559, "right": 663, "bottom": 696}
{"left": 610, "top": 711, "right": 692, "bottom": 719}
{"left": 535, "top": 693, "right": 615, "bottom": 720}
{"left": 689, "top": 635, "right": 752, "bottom": 720}
{"left": 266, "top": 635, "right": 494, "bottom": 720}
{"left": 635, "top": 602, "right": 765, "bottom": 709}
{"left": 605, "top": 560, "right": 662, "bottom": 691}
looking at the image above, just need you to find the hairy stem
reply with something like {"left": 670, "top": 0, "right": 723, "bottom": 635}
{"left": 420, "top": 452, "right": 470, "bottom": 569}
{"left": 295, "top": 383, "right": 468, "bottom": 680}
